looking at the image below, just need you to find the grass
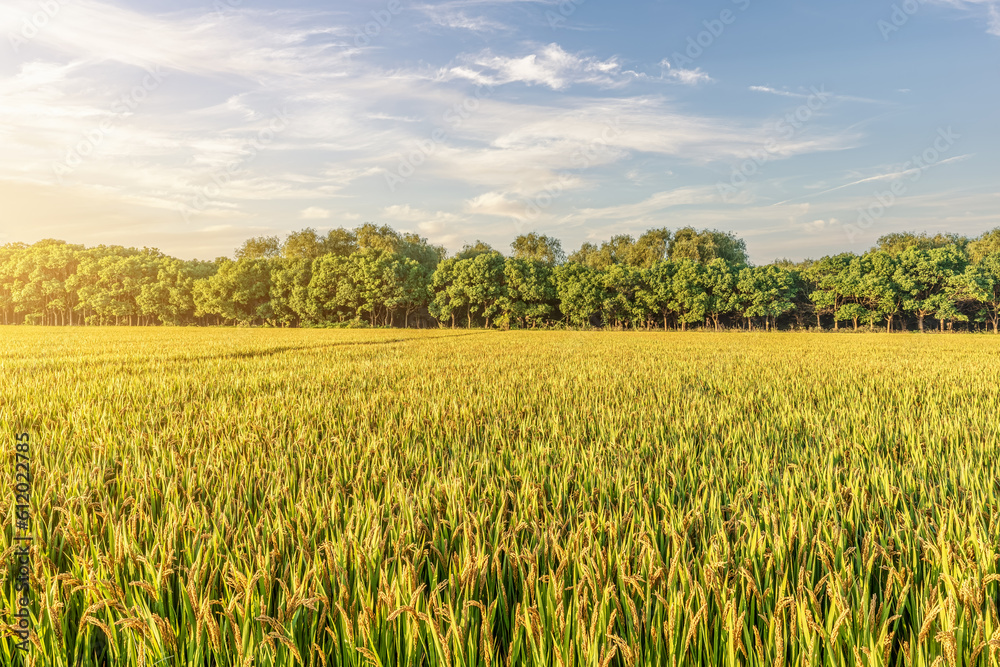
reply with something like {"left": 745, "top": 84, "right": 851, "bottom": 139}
{"left": 1, "top": 328, "right": 999, "bottom": 666}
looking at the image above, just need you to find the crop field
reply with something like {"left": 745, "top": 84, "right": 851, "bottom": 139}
{"left": 1, "top": 328, "right": 999, "bottom": 666}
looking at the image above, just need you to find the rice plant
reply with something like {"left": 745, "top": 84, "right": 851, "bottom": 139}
{"left": 1, "top": 328, "right": 998, "bottom": 666}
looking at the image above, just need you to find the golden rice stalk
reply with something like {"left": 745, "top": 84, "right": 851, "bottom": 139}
{"left": 269, "top": 631, "right": 303, "bottom": 664}
{"left": 918, "top": 603, "right": 940, "bottom": 645}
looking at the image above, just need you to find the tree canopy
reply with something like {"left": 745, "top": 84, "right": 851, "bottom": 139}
{"left": 3, "top": 226, "right": 999, "bottom": 332}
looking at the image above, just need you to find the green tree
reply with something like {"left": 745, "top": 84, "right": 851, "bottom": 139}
{"left": 429, "top": 253, "right": 506, "bottom": 328}
{"left": 804, "top": 254, "right": 856, "bottom": 330}
{"left": 895, "top": 245, "right": 967, "bottom": 332}
{"left": 629, "top": 228, "right": 672, "bottom": 268}
{"left": 461, "top": 252, "right": 507, "bottom": 328}
{"left": 737, "top": 265, "right": 797, "bottom": 331}
{"left": 6, "top": 240, "right": 83, "bottom": 325}
{"left": 194, "top": 258, "right": 273, "bottom": 325}
{"left": 967, "top": 228, "right": 1000, "bottom": 264}
{"left": 235, "top": 236, "right": 280, "bottom": 260}
{"left": 349, "top": 248, "right": 400, "bottom": 326}
{"left": 392, "top": 258, "right": 432, "bottom": 328}
{"left": 957, "top": 252, "right": 1000, "bottom": 332}
{"left": 835, "top": 303, "right": 871, "bottom": 331}
{"left": 282, "top": 229, "right": 326, "bottom": 260}
{"left": 702, "top": 258, "right": 738, "bottom": 331}
{"left": 511, "top": 233, "right": 565, "bottom": 265}
{"left": 270, "top": 258, "right": 313, "bottom": 326}
{"left": 875, "top": 231, "right": 969, "bottom": 257}
{"left": 355, "top": 223, "right": 401, "bottom": 253}
{"left": 670, "top": 259, "right": 708, "bottom": 331}
{"left": 306, "top": 254, "right": 354, "bottom": 323}
{"left": 669, "top": 227, "right": 749, "bottom": 266}
{"left": 455, "top": 241, "right": 495, "bottom": 260}
{"left": 500, "top": 258, "right": 557, "bottom": 329}
{"left": 429, "top": 258, "right": 465, "bottom": 329}
{"left": 601, "top": 263, "right": 643, "bottom": 329}
{"left": 552, "top": 263, "right": 603, "bottom": 327}
{"left": 137, "top": 257, "right": 215, "bottom": 325}
{"left": 322, "top": 228, "right": 359, "bottom": 257}
{"left": 646, "top": 260, "right": 678, "bottom": 330}
{"left": 400, "top": 233, "right": 445, "bottom": 272}
{"left": 568, "top": 235, "right": 635, "bottom": 270}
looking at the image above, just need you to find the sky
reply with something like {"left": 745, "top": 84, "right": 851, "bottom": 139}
{"left": 1, "top": 0, "right": 998, "bottom": 263}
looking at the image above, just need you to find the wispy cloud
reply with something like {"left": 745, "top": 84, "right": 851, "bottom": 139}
{"left": 1, "top": 0, "right": 989, "bottom": 262}
{"left": 771, "top": 154, "right": 974, "bottom": 206}
{"left": 928, "top": 0, "right": 1000, "bottom": 35}
{"left": 439, "top": 44, "right": 637, "bottom": 90}
{"left": 749, "top": 85, "right": 886, "bottom": 105}
{"left": 418, "top": 7, "right": 510, "bottom": 33}
{"left": 659, "top": 60, "right": 713, "bottom": 86}
{"left": 300, "top": 207, "right": 331, "bottom": 219}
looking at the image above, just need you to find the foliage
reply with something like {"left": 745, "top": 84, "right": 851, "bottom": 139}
{"left": 3, "top": 227, "right": 1000, "bottom": 331}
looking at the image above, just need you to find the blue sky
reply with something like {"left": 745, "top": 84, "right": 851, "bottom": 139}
{"left": 1, "top": 0, "right": 998, "bottom": 262}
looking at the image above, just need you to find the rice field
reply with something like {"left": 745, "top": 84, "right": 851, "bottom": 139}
{"left": 2, "top": 328, "right": 999, "bottom": 666}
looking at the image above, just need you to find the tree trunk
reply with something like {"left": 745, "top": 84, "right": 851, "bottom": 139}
{"left": 918, "top": 314, "right": 924, "bottom": 332}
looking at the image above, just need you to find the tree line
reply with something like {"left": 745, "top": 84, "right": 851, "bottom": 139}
{"left": 3, "top": 224, "right": 1000, "bottom": 332}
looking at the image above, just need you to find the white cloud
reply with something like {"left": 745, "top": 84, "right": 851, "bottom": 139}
{"left": 659, "top": 61, "right": 713, "bottom": 86}
{"left": 383, "top": 204, "right": 461, "bottom": 224}
{"left": 300, "top": 207, "right": 331, "bottom": 219}
{"left": 382, "top": 205, "right": 467, "bottom": 246}
{"left": 0, "top": 0, "right": 904, "bottom": 261}
{"left": 423, "top": 10, "right": 509, "bottom": 33}
{"left": 749, "top": 85, "right": 886, "bottom": 105}
{"left": 465, "top": 191, "right": 532, "bottom": 217}
{"left": 749, "top": 85, "right": 804, "bottom": 98}
{"left": 665, "top": 68, "right": 713, "bottom": 86}
{"left": 566, "top": 187, "right": 719, "bottom": 222}
{"left": 928, "top": 0, "right": 1000, "bottom": 35}
{"left": 771, "top": 154, "right": 974, "bottom": 206}
{"left": 440, "top": 44, "right": 636, "bottom": 90}
{"left": 800, "top": 218, "right": 839, "bottom": 233}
